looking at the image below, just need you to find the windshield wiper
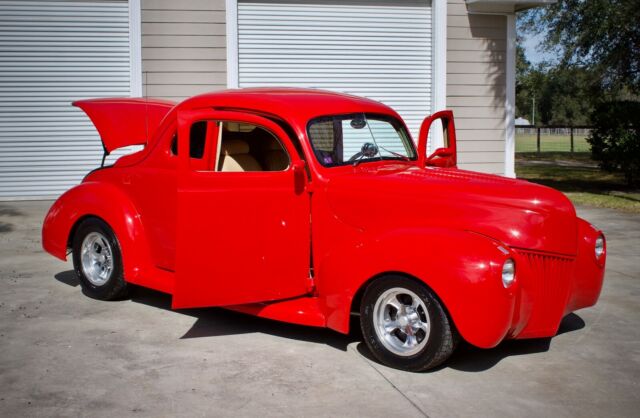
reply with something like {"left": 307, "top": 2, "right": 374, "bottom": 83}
{"left": 352, "top": 155, "right": 409, "bottom": 167}
{"left": 377, "top": 147, "right": 410, "bottom": 162}
{"left": 354, "top": 156, "right": 407, "bottom": 167}
{"left": 352, "top": 154, "right": 368, "bottom": 167}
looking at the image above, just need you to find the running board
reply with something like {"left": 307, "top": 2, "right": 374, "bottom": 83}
{"left": 225, "top": 296, "right": 325, "bottom": 328}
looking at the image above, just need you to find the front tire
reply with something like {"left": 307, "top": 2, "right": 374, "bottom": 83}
{"left": 72, "top": 218, "right": 128, "bottom": 300}
{"left": 360, "top": 275, "right": 457, "bottom": 371}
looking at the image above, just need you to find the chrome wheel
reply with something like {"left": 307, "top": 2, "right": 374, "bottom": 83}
{"left": 373, "top": 287, "right": 431, "bottom": 356}
{"left": 80, "top": 232, "right": 113, "bottom": 286}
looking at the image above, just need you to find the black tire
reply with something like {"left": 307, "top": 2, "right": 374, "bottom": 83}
{"left": 360, "top": 275, "right": 458, "bottom": 372}
{"left": 72, "top": 217, "right": 129, "bottom": 301}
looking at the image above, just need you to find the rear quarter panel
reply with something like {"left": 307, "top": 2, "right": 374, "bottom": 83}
{"left": 42, "top": 180, "right": 163, "bottom": 289}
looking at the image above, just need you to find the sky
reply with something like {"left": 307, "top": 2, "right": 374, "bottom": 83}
{"left": 520, "top": 31, "right": 557, "bottom": 65}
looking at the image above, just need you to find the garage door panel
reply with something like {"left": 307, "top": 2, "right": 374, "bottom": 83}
{"left": 0, "top": 0, "right": 132, "bottom": 199}
{"left": 239, "top": 35, "right": 431, "bottom": 43}
{"left": 239, "top": 2, "right": 429, "bottom": 14}
{"left": 238, "top": 0, "right": 432, "bottom": 140}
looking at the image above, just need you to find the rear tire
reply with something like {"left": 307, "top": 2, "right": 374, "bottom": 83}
{"left": 360, "top": 275, "right": 457, "bottom": 372}
{"left": 72, "top": 218, "right": 129, "bottom": 301}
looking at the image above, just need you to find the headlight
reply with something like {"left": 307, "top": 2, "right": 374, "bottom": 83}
{"left": 502, "top": 259, "right": 515, "bottom": 288}
{"left": 595, "top": 235, "right": 605, "bottom": 259}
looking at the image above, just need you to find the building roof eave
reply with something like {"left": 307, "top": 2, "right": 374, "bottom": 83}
{"left": 465, "top": 0, "right": 556, "bottom": 14}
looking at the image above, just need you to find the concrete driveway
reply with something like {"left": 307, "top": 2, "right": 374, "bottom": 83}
{"left": 1, "top": 201, "right": 638, "bottom": 417}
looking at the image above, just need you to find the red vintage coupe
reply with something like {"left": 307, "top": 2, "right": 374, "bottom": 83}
{"left": 42, "top": 88, "right": 605, "bottom": 371}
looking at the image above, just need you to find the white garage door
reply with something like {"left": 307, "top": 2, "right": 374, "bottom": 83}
{"left": 237, "top": 0, "right": 433, "bottom": 139}
{"left": 0, "top": 0, "right": 132, "bottom": 199}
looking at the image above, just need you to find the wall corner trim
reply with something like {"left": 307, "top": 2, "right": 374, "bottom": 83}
{"left": 128, "top": 0, "right": 142, "bottom": 97}
{"left": 431, "top": 0, "right": 448, "bottom": 152}
{"left": 504, "top": 13, "right": 516, "bottom": 178}
{"left": 226, "top": 0, "right": 239, "bottom": 88}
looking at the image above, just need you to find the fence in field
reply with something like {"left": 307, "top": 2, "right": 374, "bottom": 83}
{"left": 515, "top": 125, "right": 593, "bottom": 153}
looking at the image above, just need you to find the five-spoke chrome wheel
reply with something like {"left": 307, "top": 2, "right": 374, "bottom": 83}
{"left": 361, "top": 276, "right": 457, "bottom": 371}
{"left": 80, "top": 231, "right": 113, "bottom": 286}
{"left": 373, "top": 287, "right": 431, "bottom": 356}
{"left": 73, "top": 218, "right": 128, "bottom": 300}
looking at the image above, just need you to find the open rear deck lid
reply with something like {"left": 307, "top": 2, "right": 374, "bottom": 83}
{"left": 73, "top": 98, "right": 176, "bottom": 154}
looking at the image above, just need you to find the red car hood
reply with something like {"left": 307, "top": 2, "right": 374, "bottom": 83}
{"left": 326, "top": 164, "right": 578, "bottom": 256}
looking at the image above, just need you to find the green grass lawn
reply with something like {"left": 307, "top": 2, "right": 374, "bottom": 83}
{"left": 515, "top": 153, "right": 640, "bottom": 213}
{"left": 516, "top": 134, "right": 590, "bottom": 153}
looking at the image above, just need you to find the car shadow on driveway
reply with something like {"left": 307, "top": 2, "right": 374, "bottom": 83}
{"left": 448, "top": 313, "right": 585, "bottom": 372}
{"left": 356, "top": 312, "right": 585, "bottom": 372}
{"left": 54, "top": 270, "right": 586, "bottom": 367}
{"left": 54, "top": 270, "right": 80, "bottom": 287}
{"left": 137, "top": 287, "right": 363, "bottom": 352}
{"left": 54, "top": 271, "right": 361, "bottom": 352}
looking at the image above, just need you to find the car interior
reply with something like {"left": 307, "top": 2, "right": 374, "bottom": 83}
{"left": 171, "top": 121, "right": 290, "bottom": 172}
{"left": 217, "top": 122, "right": 290, "bottom": 172}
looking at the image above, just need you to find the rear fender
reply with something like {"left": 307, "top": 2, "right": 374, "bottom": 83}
{"left": 42, "top": 182, "right": 154, "bottom": 284}
{"left": 317, "top": 228, "right": 517, "bottom": 348}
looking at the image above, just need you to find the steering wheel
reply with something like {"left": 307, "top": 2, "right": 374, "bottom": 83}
{"left": 348, "top": 142, "right": 379, "bottom": 162}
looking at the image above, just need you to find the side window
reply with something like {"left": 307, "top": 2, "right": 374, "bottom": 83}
{"left": 216, "top": 122, "right": 290, "bottom": 172}
{"left": 170, "top": 133, "right": 178, "bottom": 156}
{"left": 189, "top": 121, "right": 207, "bottom": 159}
{"left": 170, "top": 121, "right": 208, "bottom": 159}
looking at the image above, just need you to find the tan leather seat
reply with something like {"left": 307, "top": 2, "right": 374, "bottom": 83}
{"left": 263, "top": 139, "right": 290, "bottom": 171}
{"left": 219, "top": 139, "right": 262, "bottom": 172}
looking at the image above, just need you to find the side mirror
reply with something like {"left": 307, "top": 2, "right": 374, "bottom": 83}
{"left": 292, "top": 160, "right": 307, "bottom": 194}
{"left": 417, "top": 110, "right": 457, "bottom": 168}
{"left": 425, "top": 147, "right": 453, "bottom": 164}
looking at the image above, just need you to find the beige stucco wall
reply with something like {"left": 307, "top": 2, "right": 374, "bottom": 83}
{"left": 447, "top": 0, "right": 506, "bottom": 174}
{"left": 141, "top": 0, "right": 228, "bottom": 100}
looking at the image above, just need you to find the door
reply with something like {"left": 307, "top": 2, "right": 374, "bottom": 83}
{"left": 172, "top": 110, "right": 311, "bottom": 308}
{"left": 0, "top": 0, "right": 133, "bottom": 199}
{"left": 417, "top": 110, "right": 457, "bottom": 168}
{"left": 237, "top": 0, "right": 433, "bottom": 140}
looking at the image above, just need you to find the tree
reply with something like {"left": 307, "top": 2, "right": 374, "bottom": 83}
{"left": 520, "top": 0, "right": 640, "bottom": 94}
{"left": 536, "top": 67, "right": 596, "bottom": 125}
{"left": 587, "top": 101, "right": 640, "bottom": 186}
{"left": 516, "top": 43, "right": 531, "bottom": 81}
{"left": 516, "top": 62, "right": 595, "bottom": 126}
{"left": 515, "top": 43, "right": 534, "bottom": 122}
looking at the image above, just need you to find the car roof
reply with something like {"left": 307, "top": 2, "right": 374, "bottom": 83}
{"left": 176, "top": 88, "right": 401, "bottom": 127}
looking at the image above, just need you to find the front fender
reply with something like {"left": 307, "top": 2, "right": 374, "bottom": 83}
{"left": 565, "top": 218, "right": 605, "bottom": 313}
{"left": 317, "top": 227, "right": 517, "bottom": 348}
{"left": 42, "top": 181, "right": 153, "bottom": 283}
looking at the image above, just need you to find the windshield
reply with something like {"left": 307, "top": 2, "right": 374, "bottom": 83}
{"left": 307, "top": 113, "right": 416, "bottom": 167}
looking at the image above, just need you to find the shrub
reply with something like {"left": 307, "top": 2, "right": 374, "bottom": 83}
{"left": 587, "top": 101, "right": 640, "bottom": 187}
